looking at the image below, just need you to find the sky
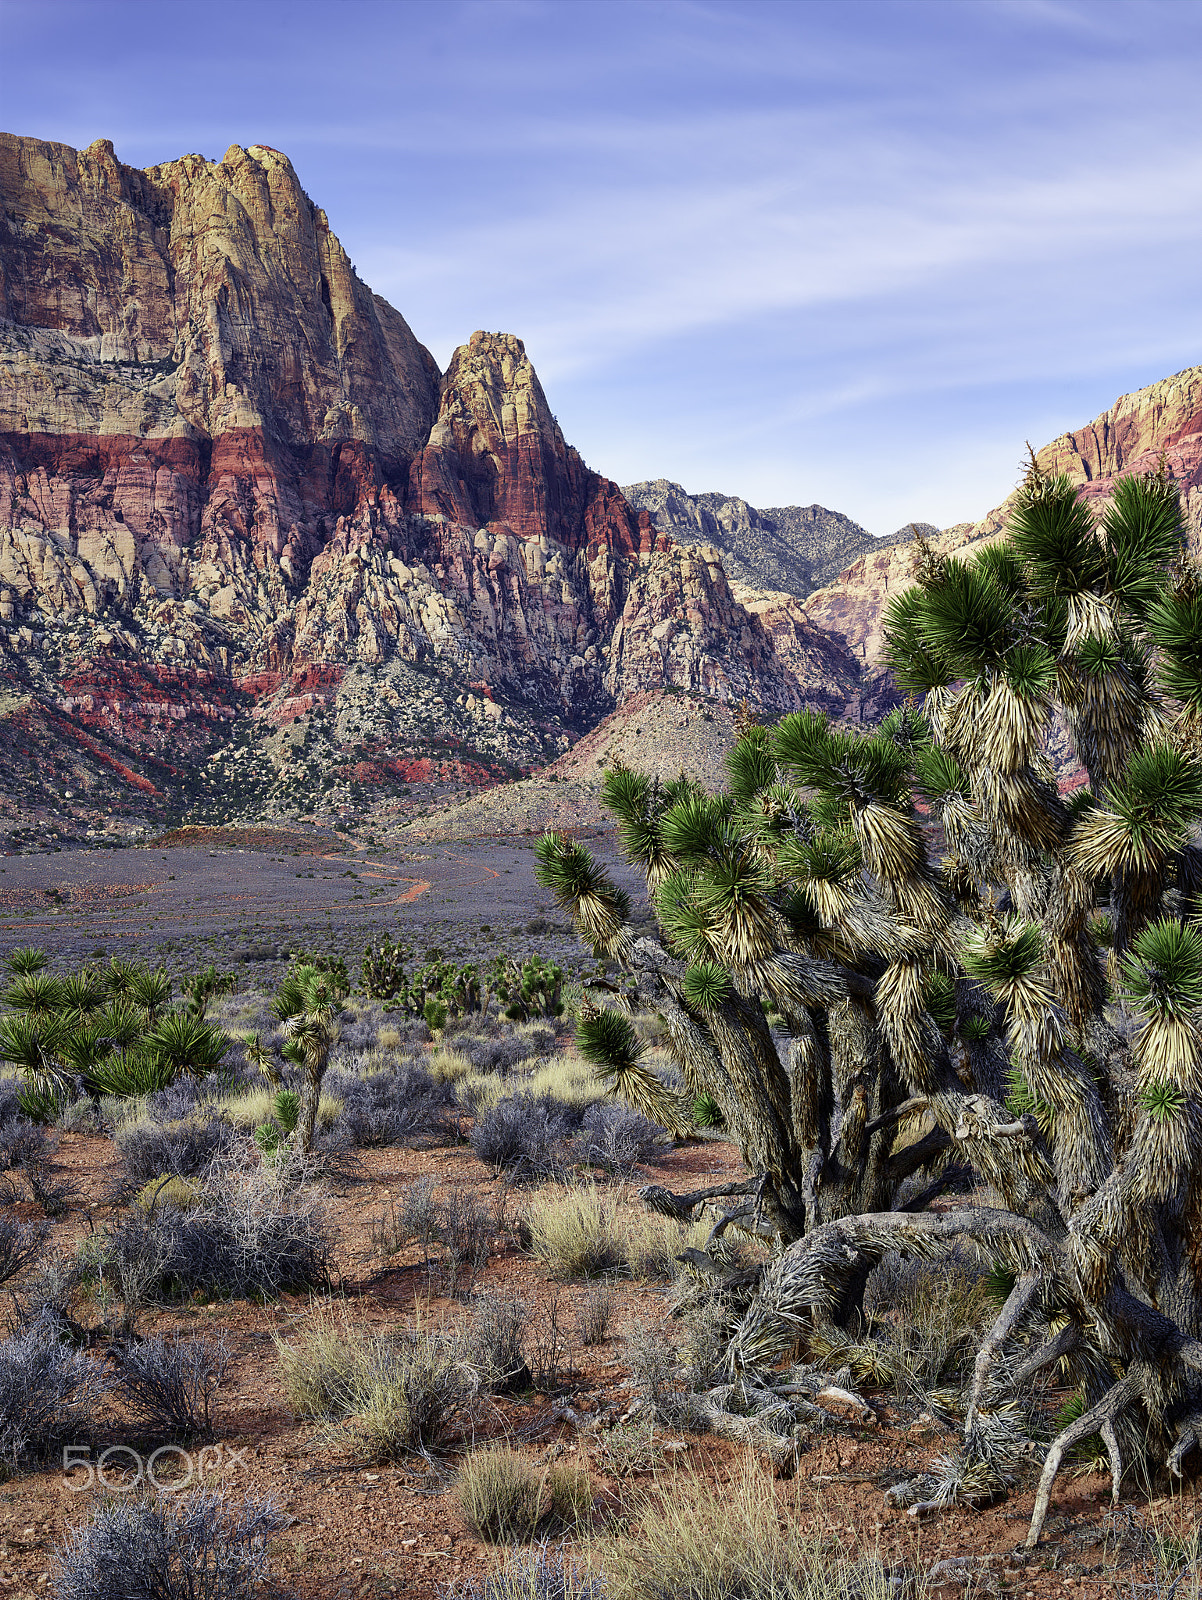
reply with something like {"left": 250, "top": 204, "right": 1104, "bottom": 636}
{"left": 2, "top": 0, "right": 1201, "bottom": 535}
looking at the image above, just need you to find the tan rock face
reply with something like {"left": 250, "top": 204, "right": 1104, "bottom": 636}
{"left": 0, "top": 134, "right": 868, "bottom": 822}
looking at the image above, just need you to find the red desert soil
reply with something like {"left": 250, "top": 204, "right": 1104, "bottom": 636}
{"left": 7, "top": 1129, "right": 1191, "bottom": 1600}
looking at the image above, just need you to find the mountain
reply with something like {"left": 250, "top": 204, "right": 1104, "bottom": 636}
{"left": 0, "top": 134, "right": 862, "bottom": 842}
{"left": 800, "top": 364, "right": 1202, "bottom": 705}
{"left": 620, "top": 479, "right": 931, "bottom": 599}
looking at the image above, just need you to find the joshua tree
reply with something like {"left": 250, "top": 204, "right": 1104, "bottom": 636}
{"left": 536, "top": 463, "right": 1202, "bottom": 1540}
{"left": 247, "top": 964, "right": 342, "bottom": 1153}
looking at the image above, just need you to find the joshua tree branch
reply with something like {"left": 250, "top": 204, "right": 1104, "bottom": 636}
{"left": 637, "top": 1180, "right": 756, "bottom": 1221}
{"left": 965, "top": 1270, "right": 1040, "bottom": 1430}
{"left": 1026, "top": 1375, "right": 1141, "bottom": 1546}
{"left": 1009, "top": 1322, "right": 1078, "bottom": 1387}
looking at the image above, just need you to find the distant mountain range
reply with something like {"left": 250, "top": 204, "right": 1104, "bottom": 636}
{"left": 621, "top": 480, "right": 932, "bottom": 599}
{"left": 1, "top": 131, "right": 1200, "bottom": 845}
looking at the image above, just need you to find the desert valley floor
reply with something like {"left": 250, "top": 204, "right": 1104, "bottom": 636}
{"left": 0, "top": 826, "right": 1198, "bottom": 1600}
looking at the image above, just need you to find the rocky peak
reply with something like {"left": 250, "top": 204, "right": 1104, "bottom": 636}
{"left": 408, "top": 330, "right": 665, "bottom": 558}
{"left": 801, "top": 365, "right": 1202, "bottom": 704}
{"left": 0, "top": 132, "right": 441, "bottom": 479}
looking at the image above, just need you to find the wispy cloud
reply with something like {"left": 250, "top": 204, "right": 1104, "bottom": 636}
{"left": 3, "top": 0, "right": 1201, "bottom": 531}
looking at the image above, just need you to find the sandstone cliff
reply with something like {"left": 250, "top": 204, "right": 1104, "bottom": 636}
{"left": 0, "top": 134, "right": 862, "bottom": 838}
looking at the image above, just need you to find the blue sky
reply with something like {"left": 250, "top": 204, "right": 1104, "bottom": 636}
{"left": 2, "top": 0, "right": 1201, "bottom": 534}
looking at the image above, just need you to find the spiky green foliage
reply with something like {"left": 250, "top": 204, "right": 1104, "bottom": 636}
{"left": 1149, "top": 590, "right": 1202, "bottom": 714}
{"left": 681, "top": 962, "right": 731, "bottom": 1012}
{"left": 1008, "top": 470, "right": 1104, "bottom": 599}
{"left": 1121, "top": 920, "right": 1202, "bottom": 1019}
{"left": 1102, "top": 471, "right": 1184, "bottom": 615}
{"left": 882, "top": 584, "right": 953, "bottom": 696}
{"left": 576, "top": 1005, "right": 689, "bottom": 1133}
{"left": 3, "top": 972, "right": 65, "bottom": 1016}
{"left": 5, "top": 947, "right": 46, "bottom": 977}
{"left": 963, "top": 924, "right": 1043, "bottom": 989}
{"left": 534, "top": 833, "right": 631, "bottom": 954}
{"left": 142, "top": 1013, "right": 230, "bottom": 1077}
{"left": 725, "top": 725, "right": 776, "bottom": 804}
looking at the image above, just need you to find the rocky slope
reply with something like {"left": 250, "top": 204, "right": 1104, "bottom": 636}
{"left": 801, "top": 364, "right": 1202, "bottom": 704}
{"left": 0, "top": 134, "right": 862, "bottom": 840}
{"left": 621, "top": 478, "right": 929, "bottom": 598}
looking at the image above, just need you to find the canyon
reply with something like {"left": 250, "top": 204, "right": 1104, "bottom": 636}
{"left": 1, "top": 132, "right": 1201, "bottom": 844}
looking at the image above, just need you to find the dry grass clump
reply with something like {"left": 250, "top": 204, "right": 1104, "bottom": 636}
{"left": 862, "top": 1250, "right": 992, "bottom": 1392}
{"left": 429, "top": 1047, "right": 475, "bottom": 1084}
{"left": 523, "top": 1187, "right": 625, "bottom": 1279}
{"left": 456, "top": 1449, "right": 596, "bottom": 1543}
{"left": 522, "top": 1055, "right": 602, "bottom": 1110}
{"left": 546, "top": 1462, "right": 594, "bottom": 1532}
{"left": 457, "top": 1447, "right": 544, "bottom": 1541}
{"left": 523, "top": 1189, "right": 705, "bottom": 1281}
{"left": 219, "top": 1086, "right": 343, "bottom": 1132}
{"left": 274, "top": 1308, "right": 476, "bottom": 1459}
{"left": 575, "top": 1282, "right": 616, "bottom": 1347}
{"left": 455, "top": 1071, "right": 508, "bottom": 1114}
{"left": 603, "top": 1461, "right": 910, "bottom": 1600}
{"left": 134, "top": 1175, "right": 201, "bottom": 1213}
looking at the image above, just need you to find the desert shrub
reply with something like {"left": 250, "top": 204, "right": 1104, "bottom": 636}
{"left": 469, "top": 1289, "right": 530, "bottom": 1391}
{"left": 607, "top": 1462, "right": 908, "bottom": 1600}
{"left": 0, "top": 1078, "right": 25, "bottom": 1126}
{"left": 275, "top": 1314, "right": 476, "bottom": 1459}
{"left": 594, "top": 1417, "right": 661, "bottom": 1478}
{"left": 456, "top": 1447, "right": 543, "bottom": 1542}
{"left": 0, "top": 1123, "right": 80, "bottom": 1216}
{"left": 328, "top": 1063, "right": 456, "bottom": 1147}
{"left": 574, "top": 1282, "right": 615, "bottom": 1347}
{"left": 51, "top": 1490, "right": 286, "bottom": 1600}
{"left": 470, "top": 1092, "right": 577, "bottom": 1179}
{"left": 624, "top": 1322, "right": 680, "bottom": 1412}
{"left": 438, "top": 1184, "right": 492, "bottom": 1297}
{"left": 522, "top": 1187, "right": 625, "bottom": 1279}
{"left": 372, "top": 1173, "right": 440, "bottom": 1258}
{"left": 93, "top": 1163, "right": 330, "bottom": 1303}
{"left": 14, "top": 1249, "right": 88, "bottom": 1335}
{"left": 450, "top": 1543, "right": 604, "bottom": 1600}
{"left": 468, "top": 1034, "right": 534, "bottom": 1074}
{"left": 336, "top": 1011, "right": 380, "bottom": 1052}
{"left": 577, "top": 1102, "right": 663, "bottom": 1175}
{"left": 110, "top": 1332, "right": 229, "bottom": 1441}
{"left": 0, "top": 1213, "right": 46, "bottom": 1285}
{"left": 116, "top": 1114, "right": 236, "bottom": 1186}
{"left": 0, "top": 1116, "right": 49, "bottom": 1172}
{"left": 0, "top": 1311, "right": 113, "bottom": 1470}
{"left": 53, "top": 1097, "right": 101, "bottom": 1132}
